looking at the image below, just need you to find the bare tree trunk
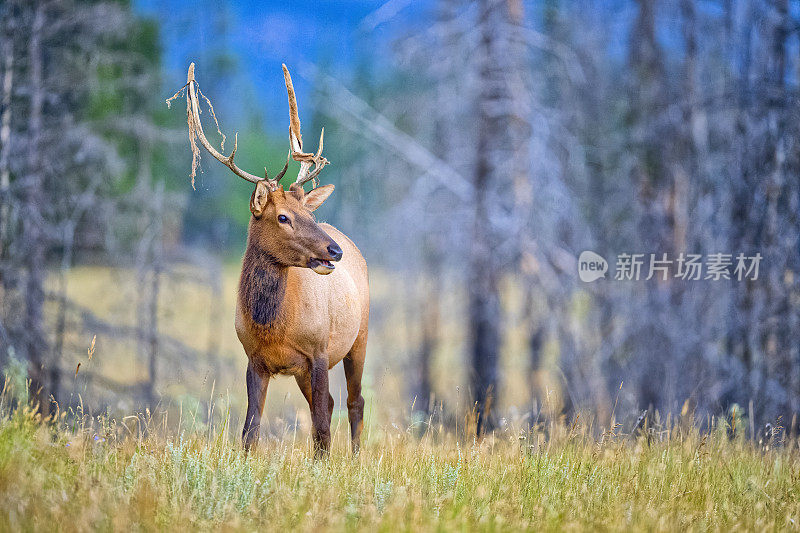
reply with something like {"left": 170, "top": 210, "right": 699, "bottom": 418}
{"left": 51, "top": 224, "right": 75, "bottom": 409}
{"left": 145, "top": 182, "right": 163, "bottom": 410}
{"left": 470, "top": 58, "right": 499, "bottom": 430}
{"left": 726, "top": 0, "right": 755, "bottom": 417}
{"left": 469, "top": 0, "right": 528, "bottom": 434}
{"left": 628, "top": 0, "right": 679, "bottom": 413}
{"left": 526, "top": 290, "right": 545, "bottom": 414}
{"left": 765, "top": 0, "right": 794, "bottom": 424}
{"left": 146, "top": 263, "right": 161, "bottom": 408}
{"left": 468, "top": 200, "right": 500, "bottom": 435}
{"left": 23, "top": 4, "right": 49, "bottom": 412}
{"left": 0, "top": 27, "right": 13, "bottom": 371}
{"left": 52, "top": 174, "right": 101, "bottom": 410}
{"left": 205, "top": 257, "right": 223, "bottom": 389}
{"left": 417, "top": 237, "right": 440, "bottom": 415}
{"left": 416, "top": 0, "right": 459, "bottom": 417}
{"left": 129, "top": 127, "right": 163, "bottom": 410}
{"left": 0, "top": 34, "right": 12, "bottom": 260}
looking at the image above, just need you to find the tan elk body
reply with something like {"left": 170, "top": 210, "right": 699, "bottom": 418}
{"left": 170, "top": 63, "right": 369, "bottom": 454}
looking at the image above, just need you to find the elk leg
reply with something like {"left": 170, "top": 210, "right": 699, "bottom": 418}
{"left": 296, "top": 371, "right": 335, "bottom": 445}
{"left": 242, "top": 361, "right": 269, "bottom": 452}
{"left": 310, "top": 355, "right": 332, "bottom": 457}
{"left": 343, "top": 336, "right": 367, "bottom": 454}
{"left": 295, "top": 373, "right": 312, "bottom": 406}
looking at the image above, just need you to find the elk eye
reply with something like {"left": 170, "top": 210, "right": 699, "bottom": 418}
{"left": 277, "top": 214, "right": 289, "bottom": 224}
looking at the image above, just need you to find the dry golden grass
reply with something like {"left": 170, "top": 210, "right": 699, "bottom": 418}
{"left": 18, "top": 266, "right": 797, "bottom": 530}
{"left": 0, "top": 397, "right": 798, "bottom": 532}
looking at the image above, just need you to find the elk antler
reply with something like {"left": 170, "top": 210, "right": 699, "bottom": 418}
{"left": 282, "top": 64, "right": 329, "bottom": 188}
{"left": 169, "top": 63, "right": 288, "bottom": 190}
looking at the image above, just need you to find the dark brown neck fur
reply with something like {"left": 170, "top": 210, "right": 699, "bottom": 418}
{"left": 239, "top": 243, "right": 287, "bottom": 328}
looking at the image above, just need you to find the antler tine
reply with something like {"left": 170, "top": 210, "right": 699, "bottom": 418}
{"left": 296, "top": 129, "right": 328, "bottom": 187}
{"left": 315, "top": 127, "right": 324, "bottom": 159}
{"left": 282, "top": 63, "right": 329, "bottom": 187}
{"left": 274, "top": 152, "right": 291, "bottom": 181}
{"left": 181, "top": 63, "right": 278, "bottom": 189}
{"left": 283, "top": 64, "right": 303, "bottom": 152}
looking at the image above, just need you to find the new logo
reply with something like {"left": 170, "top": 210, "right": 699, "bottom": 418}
{"left": 578, "top": 250, "right": 608, "bottom": 282}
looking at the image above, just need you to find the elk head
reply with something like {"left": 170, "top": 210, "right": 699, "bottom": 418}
{"left": 172, "top": 62, "right": 342, "bottom": 274}
{"left": 248, "top": 182, "right": 341, "bottom": 274}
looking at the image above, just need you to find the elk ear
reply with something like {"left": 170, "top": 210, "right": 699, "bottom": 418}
{"left": 250, "top": 181, "right": 270, "bottom": 217}
{"left": 303, "top": 184, "right": 334, "bottom": 212}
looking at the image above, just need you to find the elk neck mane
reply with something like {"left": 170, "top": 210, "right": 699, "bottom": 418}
{"left": 239, "top": 242, "right": 287, "bottom": 329}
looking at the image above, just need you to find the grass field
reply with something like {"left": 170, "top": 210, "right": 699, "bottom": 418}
{"left": 0, "top": 398, "right": 798, "bottom": 532}
{"left": 10, "top": 266, "right": 796, "bottom": 531}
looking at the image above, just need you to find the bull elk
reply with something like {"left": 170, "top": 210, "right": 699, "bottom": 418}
{"left": 169, "top": 63, "right": 369, "bottom": 455}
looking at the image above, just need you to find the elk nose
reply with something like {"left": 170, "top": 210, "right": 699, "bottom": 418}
{"left": 327, "top": 243, "right": 343, "bottom": 261}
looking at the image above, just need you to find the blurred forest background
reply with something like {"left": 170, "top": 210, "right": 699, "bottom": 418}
{"left": 1, "top": 0, "right": 800, "bottom": 440}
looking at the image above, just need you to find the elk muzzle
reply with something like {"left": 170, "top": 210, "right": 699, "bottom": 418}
{"left": 308, "top": 240, "right": 343, "bottom": 274}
